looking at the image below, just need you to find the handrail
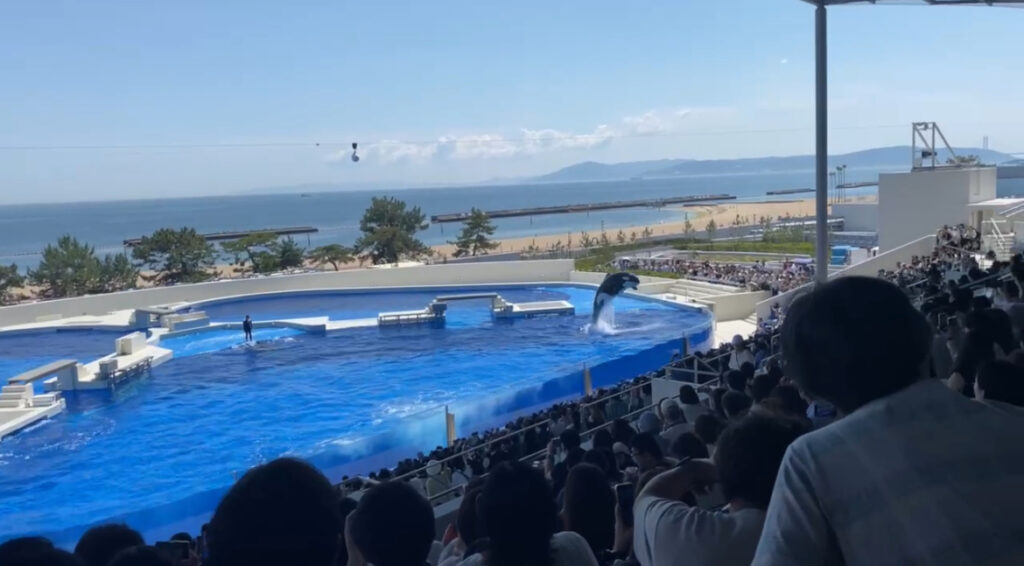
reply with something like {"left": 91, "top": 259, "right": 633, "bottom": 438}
{"left": 422, "top": 394, "right": 680, "bottom": 504}
{"left": 391, "top": 417, "right": 552, "bottom": 484}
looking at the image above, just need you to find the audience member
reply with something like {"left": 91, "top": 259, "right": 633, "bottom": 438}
{"left": 462, "top": 462, "right": 598, "bottom": 566}
{"left": 659, "top": 402, "right": 690, "bottom": 445}
{"left": 563, "top": 463, "right": 616, "bottom": 559}
{"left": 109, "top": 546, "right": 172, "bottom": 566}
{"left": 677, "top": 385, "right": 707, "bottom": 423}
{"left": 753, "top": 276, "right": 1024, "bottom": 565}
{"left": 629, "top": 433, "right": 668, "bottom": 474}
{"left": 207, "top": 458, "right": 340, "bottom": 566}
{"left": 709, "top": 387, "right": 729, "bottom": 420}
{"left": 721, "top": 391, "right": 752, "bottom": 420}
{"left": 348, "top": 481, "right": 435, "bottom": 566}
{"left": 975, "top": 359, "right": 1024, "bottom": 410}
{"left": 74, "top": 524, "right": 144, "bottom": 566}
{"left": 693, "top": 414, "right": 725, "bottom": 455}
{"left": 749, "top": 373, "right": 779, "bottom": 403}
{"left": 728, "top": 336, "right": 756, "bottom": 370}
{"left": 724, "top": 370, "right": 746, "bottom": 393}
{"left": 336, "top": 497, "right": 359, "bottom": 566}
{"left": 438, "top": 487, "right": 485, "bottom": 566}
{"left": 1, "top": 538, "right": 83, "bottom": 566}
{"left": 669, "top": 431, "right": 709, "bottom": 460}
{"left": 635, "top": 414, "right": 806, "bottom": 566}
{"left": 0, "top": 537, "right": 78, "bottom": 566}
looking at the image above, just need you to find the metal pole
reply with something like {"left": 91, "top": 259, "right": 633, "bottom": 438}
{"left": 814, "top": 2, "right": 829, "bottom": 284}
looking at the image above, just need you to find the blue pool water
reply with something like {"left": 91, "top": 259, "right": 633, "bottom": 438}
{"left": 0, "top": 285, "right": 710, "bottom": 545}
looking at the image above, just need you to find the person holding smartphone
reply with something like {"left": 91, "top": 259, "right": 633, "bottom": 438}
{"left": 632, "top": 415, "right": 805, "bottom": 566}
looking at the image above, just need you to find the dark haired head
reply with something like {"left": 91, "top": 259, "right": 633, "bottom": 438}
{"left": 336, "top": 497, "right": 359, "bottom": 566}
{"left": 693, "top": 414, "right": 725, "bottom": 446}
{"left": 563, "top": 463, "right": 615, "bottom": 557}
{"left": 710, "top": 387, "right": 729, "bottom": 420}
{"left": 591, "top": 428, "right": 614, "bottom": 451}
{"left": 725, "top": 370, "right": 747, "bottom": 392}
{"left": 0, "top": 537, "right": 65, "bottom": 566}
{"left": 559, "top": 428, "right": 581, "bottom": 451}
{"left": 714, "top": 414, "right": 807, "bottom": 508}
{"left": 769, "top": 385, "right": 809, "bottom": 418}
{"left": 976, "top": 360, "right": 1024, "bottom": 407}
{"left": 109, "top": 546, "right": 171, "bottom": 566}
{"left": 740, "top": 362, "right": 756, "bottom": 381}
{"left": 670, "top": 432, "right": 710, "bottom": 460}
{"left": 782, "top": 277, "right": 931, "bottom": 413}
{"left": 208, "top": 458, "right": 340, "bottom": 566}
{"left": 456, "top": 488, "right": 484, "bottom": 548}
{"left": 678, "top": 385, "right": 700, "bottom": 405}
{"left": 722, "top": 391, "right": 753, "bottom": 419}
{"left": 749, "top": 373, "right": 780, "bottom": 403}
{"left": 582, "top": 449, "right": 613, "bottom": 478}
{"left": 478, "top": 462, "right": 557, "bottom": 566}
{"left": 629, "top": 432, "right": 663, "bottom": 472}
{"left": 610, "top": 418, "right": 636, "bottom": 445}
{"left": 349, "top": 481, "right": 434, "bottom": 566}
{"left": 74, "top": 524, "right": 144, "bottom": 566}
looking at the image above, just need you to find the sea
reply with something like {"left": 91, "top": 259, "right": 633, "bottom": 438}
{"left": 2, "top": 170, "right": 1022, "bottom": 269}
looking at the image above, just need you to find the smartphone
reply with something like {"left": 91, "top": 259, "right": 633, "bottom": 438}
{"left": 615, "top": 482, "right": 636, "bottom": 527}
{"left": 938, "top": 313, "right": 949, "bottom": 331}
{"left": 155, "top": 540, "right": 190, "bottom": 562}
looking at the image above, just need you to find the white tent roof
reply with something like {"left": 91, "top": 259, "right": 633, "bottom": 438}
{"left": 801, "top": 1, "right": 1024, "bottom": 6}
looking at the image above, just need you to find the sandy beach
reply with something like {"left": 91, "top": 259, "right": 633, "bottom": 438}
{"left": 431, "top": 197, "right": 833, "bottom": 257}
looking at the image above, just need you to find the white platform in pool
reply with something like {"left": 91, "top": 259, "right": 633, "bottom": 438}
{"left": 493, "top": 299, "right": 575, "bottom": 318}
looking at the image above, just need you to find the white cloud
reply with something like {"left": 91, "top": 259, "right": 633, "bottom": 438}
{"left": 331, "top": 108, "right": 691, "bottom": 164}
{"left": 780, "top": 58, "right": 789, "bottom": 64}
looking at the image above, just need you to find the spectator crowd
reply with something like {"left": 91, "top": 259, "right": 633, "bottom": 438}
{"left": 611, "top": 257, "right": 813, "bottom": 294}
{"left": 3, "top": 230, "right": 1024, "bottom": 566}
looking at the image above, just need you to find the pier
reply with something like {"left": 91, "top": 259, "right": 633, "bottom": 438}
{"left": 766, "top": 188, "right": 813, "bottom": 195}
{"left": 430, "top": 194, "right": 735, "bottom": 223}
{"left": 123, "top": 226, "right": 318, "bottom": 247}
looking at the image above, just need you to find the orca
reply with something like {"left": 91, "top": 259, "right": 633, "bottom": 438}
{"left": 593, "top": 272, "right": 640, "bottom": 324}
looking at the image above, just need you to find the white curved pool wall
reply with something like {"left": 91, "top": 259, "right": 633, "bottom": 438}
{"left": 0, "top": 260, "right": 577, "bottom": 328}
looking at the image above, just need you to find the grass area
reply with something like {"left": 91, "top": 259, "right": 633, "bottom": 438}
{"left": 673, "top": 240, "right": 814, "bottom": 255}
{"left": 573, "top": 238, "right": 813, "bottom": 273}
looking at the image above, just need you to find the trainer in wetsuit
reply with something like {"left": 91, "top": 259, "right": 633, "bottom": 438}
{"left": 243, "top": 315, "right": 254, "bottom": 342}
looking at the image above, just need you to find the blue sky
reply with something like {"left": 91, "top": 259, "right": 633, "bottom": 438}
{"left": 1, "top": 0, "right": 1021, "bottom": 203}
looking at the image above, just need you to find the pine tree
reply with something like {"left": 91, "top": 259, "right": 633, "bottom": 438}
{"left": 450, "top": 208, "right": 500, "bottom": 257}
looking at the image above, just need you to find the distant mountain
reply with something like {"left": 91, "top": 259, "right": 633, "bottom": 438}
{"left": 531, "top": 158, "right": 693, "bottom": 183}
{"left": 533, "top": 146, "right": 1016, "bottom": 183}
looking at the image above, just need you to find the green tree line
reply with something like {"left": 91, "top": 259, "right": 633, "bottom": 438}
{"left": 0, "top": 197, "right": 503, "bottom": 305}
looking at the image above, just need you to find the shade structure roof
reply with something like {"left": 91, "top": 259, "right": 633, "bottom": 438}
{"left": 800, "top": 1, "right": 1024, "bottom": 6}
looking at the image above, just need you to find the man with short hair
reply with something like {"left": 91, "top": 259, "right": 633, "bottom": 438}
{"left": 207, "top": 458, "right": 341, "bottom": 566}
{"left": 659, "top": 402, "right": 691, "bottom": 445}
{"left": 74, "top": 524, "right": 144, "bottom": 566}
{"left": 752, "top": 277, "right": 1024, "bottom": 566}
{"left": 346, "top": 481, "right": 435, "bottom": 566}
{"left": 629, "top": 432, "right": 669, "bottom": 474}
{"left": 634, "top": 414, "right": 806, "bottom": 566}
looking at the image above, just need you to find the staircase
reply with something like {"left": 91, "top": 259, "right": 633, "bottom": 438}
{"left": 985, "top": 219, "right": 1014, "bottom": 262}
{"left": 744, "top": 312, "right": 759, "bottom": 326}
{"left": 0, "top": 384, "right": 32, "bottom": 409}
{"left": 666, "top": 279, "right": 741, "bottom": 302}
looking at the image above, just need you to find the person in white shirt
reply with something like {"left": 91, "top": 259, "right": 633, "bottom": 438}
{"left": 728, "top": 335, "right": 756, "bottom": 370}
{"left": 752, "top": 277, "right": 1024, "bottom": 566}
{"left": 456, "top": 461, "right": 598, "bottom": 566}
{"left": 633, "top": 414, "right": 807, "bottom": 566}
